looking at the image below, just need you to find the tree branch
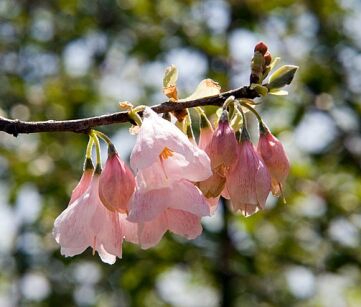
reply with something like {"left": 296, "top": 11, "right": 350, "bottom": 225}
{"left": 0, "top": 86, "right": 258, "bottom": 137}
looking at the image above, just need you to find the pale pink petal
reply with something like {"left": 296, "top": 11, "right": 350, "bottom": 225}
{"left": 257, "top": 130, "right": 289, "bottom": 196}
{"left": 226, "top": 140, "right": 271, "bottom": 216}
{"left": 121, "top": 214, "right": 139, "bottom": 244}
{"left": 127, "top": 187, "right": 169, "bottom": 222}
{"left": 198, "top": 126, "right": 213, "bottom": 150}
{"left": 255, "top": 159, "right": 271, "bottom": 209}
{"left": 160, "top": 151, "right": 212, "bottom": 183}
{"left": 54, "top": 175, "right": 123, "bottom": 264}
{"left": 69, "top": 169, "right": 93, "bottom": 205}
{"left": 136, "top": 153, "right": 211, "bottom": 191}
{"left": 96, "top": 245, "right": 117, "bottom": 265}
{"left": 166, "top": 209, "right": 202, "bottom": 239}
{"left": 131, "top": 107, "right": 196, "bottom": 171}
{"left": 168, "top": 180, "right": 210, "bottom": 217}
{"left": 53, "top": 191, "right": 96, "bottom": 256}
{"left": 137, "top": 213, "right": 168, "bottom": 249}
{"left": 99, "top": 152, "right": 135, "bottom": 212}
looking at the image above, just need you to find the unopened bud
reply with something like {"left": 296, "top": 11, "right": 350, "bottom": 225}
{"left": 254, "top": 41, "right": 268, "bottom": 55}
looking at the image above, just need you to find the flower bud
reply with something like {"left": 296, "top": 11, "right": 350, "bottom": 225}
{"left": 99, "top": 147, "right": 135, "bottom": 213}
{"left": 207, "top": 110, "right": 237, "bottom": 176}
{"left": 257, "top": 125, "right": 289, "bottom": 197}
{"left": 254, "top": 41, "right": 268, "bottom": 55}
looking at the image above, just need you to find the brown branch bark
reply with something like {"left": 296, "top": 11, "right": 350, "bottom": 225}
{"left": 0, "top": 86, "right": 258, "bottom": 137}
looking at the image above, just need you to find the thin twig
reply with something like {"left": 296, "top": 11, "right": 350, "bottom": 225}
{"left": 0, "top": 86, "right": 258, "bottom": 137}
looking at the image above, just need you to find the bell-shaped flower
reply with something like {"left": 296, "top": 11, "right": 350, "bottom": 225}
{"left": 197, "top": 111, "right": 236, "bottom": 208}
{"left": 130, "top": 107, "right": 212, "bottom": 182}
{"left": 257, "top": 125, "right": 289, "bottom": 196}
{"left": 99, "top": 145, "right": 135, "bottom": 213}
{"left": 226, "top": 129, "right": 271, "bottom": 216}
{"left": 127, "top": 179, "right": 209, "bottom": 249}
{"left": 53, "top": 174, "right": 125, "bottom": 264}
{"left": 206, "top": 110, "right": 237, "bottom": 176}
{"left": 69, "top": 158, "right": 94, "bottom": 205}
{"left": 128, "top": 107, "right": 212, "bottom": 248}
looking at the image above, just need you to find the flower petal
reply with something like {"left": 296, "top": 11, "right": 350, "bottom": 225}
{"left": 166, "top": 209, "right": 202, "bottom": 239}
{"left": 127, "top": 187, "right": 169, "bottom": 222}
{"left": 169, "top": 180, "right": 210, "bottom": 217}
{"left": 137, "top": 213, "right": 168, "bottom": 249}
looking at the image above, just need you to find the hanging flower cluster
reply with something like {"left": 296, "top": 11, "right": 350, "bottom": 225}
{"left": 53, "top": 42, "right": 296, "bottom": 264}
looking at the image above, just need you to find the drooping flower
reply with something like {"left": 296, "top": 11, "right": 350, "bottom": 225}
{"left": 257, "top": 124, "right": 289, "bottom": 197}
{"left": 127, "top": 179, "right": 209, "bottom": 248}
{"left": 128, "top": 107, "right": 212, "bottom": 248}
{"left": 98, "top": 145, "right": 135, "bottom": 213}
{"left": 130, "top": 107, "right": 212, "bottom": 180}
{"left": 225, "top": 129, "right": 271, "bottom": 216}
{"left": 54, "top": 173, "right": 125, "bottom": 264}
{"left": 206, "top": 110, "right": 238, "bottom": 176}
{"left": 198, "top": 110, "right": 237, "bottom": 208}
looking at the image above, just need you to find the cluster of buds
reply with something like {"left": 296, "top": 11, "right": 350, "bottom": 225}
{"left": 250, "top": 42, "right": 272, "bottom": 85}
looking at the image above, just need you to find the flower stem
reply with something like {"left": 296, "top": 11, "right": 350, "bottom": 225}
{"left": 91, "top": 130, "right": 102, "bottom": 173}
{"left": 93, "top": 130, "right": 112, "bottom": 145}
{"left": 86, "top": 135, "right": 94, "bottom": 159}
{"left": 239, "top": 101, "right": 264, "bottom": 125}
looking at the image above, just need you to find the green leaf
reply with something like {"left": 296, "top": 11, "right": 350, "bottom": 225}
{"left": 269, "top": 89, "right": 289, "bottom": 96}
{"left": 163, "top": 65, "right": 178, "bottom": 88}
{"left": 268, "top": 65, "right": 298, "bottom": 89}
{"left": 179, "top": 79, "right": 221, "bottom": 102}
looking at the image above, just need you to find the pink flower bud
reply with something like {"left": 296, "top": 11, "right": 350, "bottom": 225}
{"left": 226, "top": 135, "right": 271, "bottom": 216}
{"left": 99, "top": 149, "right": 135, "bottom": 213}
{"left": 207, "top": 111, "right": 237, "bottom": 175}
{"left": 257, "top": 127, "right": 289, "bottom": 197}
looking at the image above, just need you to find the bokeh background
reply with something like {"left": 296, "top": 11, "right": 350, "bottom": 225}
{"left": 1, "top": 0, "right": 361, "bottom": 306}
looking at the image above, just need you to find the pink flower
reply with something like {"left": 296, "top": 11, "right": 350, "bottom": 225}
{"left": 69, "top": 158, "right": 93, "bottom": 205}
{"left": 130, "top": 107, "right": 212, "bottom": 181}
{"left": 197, "top": 111, "right": 236, "bottom": 208}
{"left": 128, "top": 107, "right": 212, "bottom": 248}
{"left": 206, "top": 110, "right": 237, "bottom": 176}
{"left": 226, "top": 130, "right": 271, "bottom": 216}
{"left": 99, "top": 146, "right": 135, "bottom": 213}
{"left": 257, "top": 125, "right": 289, "bottom": 196}
{"left": 53, "top": 174, "right": 125, "bottom": 264}
{"left": 127, "top": 179, "right": 209, "bottom": 248}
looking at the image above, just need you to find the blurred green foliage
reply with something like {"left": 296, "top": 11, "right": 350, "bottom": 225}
{"left": 0, "top": 0, "right": 361, "bottom": 306}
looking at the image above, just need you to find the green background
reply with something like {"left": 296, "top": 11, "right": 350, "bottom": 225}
{"left": 0, "top": 0, "right": 360, "bottom": 306}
